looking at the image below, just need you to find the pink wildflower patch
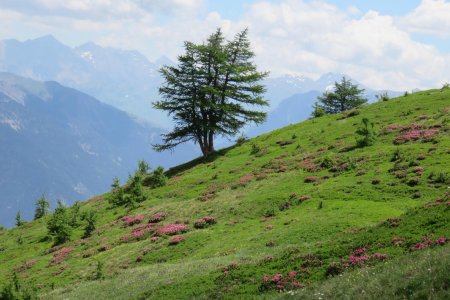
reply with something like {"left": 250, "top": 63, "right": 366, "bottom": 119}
{"left": 371, "top": 253, "right": 387, "bottom": 260}
{"left": 394, "top": 129, "right": 439, "bottom": 144}
{"left": 271, "top": 274, "right": 283, "bottom": 283}
{"left": 352, "top": 247, "right": 369, "bottom": 256}
{"left": 122, "top": 215, "right": 145, "bottom": 227}
{"left": 298, "top": 195, "right": 310, "bottom": 202}
{"left": 132, "top": 230, "right": 145, "bottom": 238}
{"left": 435, "top": 238, "right": 447, "bottom": 245}
{"left": 348, "top": 254, "right": 370, "bottom": 266}
{"left": 157, "top": 224, "right": 189, "bottom": 235}
{"left": 287, "top": 271, "right": 297, "bottom": 278}
{"left": 150, "top": 236, "right": 160, "bottom": 242}
{"left": 50, "top": 247, "right": 73, "bottom": 266}
{"left": 392, "top": 237, "right": 404, "bottom": 247}
{"left": 298, "top": 159, "right": 320, "bottom": 172}
{"left": 121, "top": 234, "right": 130, "bottom": 242}
{"left": 260, "top": 271, "right": 305, "bottom": 292}
{"left": 410, "top": 243, "right": 428, "bottom": 251}
{"left": 194, "top": 216, "right": 216, "bottom": 229}
{"left": 149, "top": 212, "right": 166, "bottom": 223}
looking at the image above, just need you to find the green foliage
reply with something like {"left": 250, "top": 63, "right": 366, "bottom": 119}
{"left": 356, "top": 118, "right": 376, "bottom": 147}
{"left": 250, "top": 143, "right": 262, "bottom": 155}
{"left": 316, "top": 77, "right": 367, "bottom": 114}
{"left": 81, "top": 210, "right": 97, "bottom": 238}
{"left": 107, "top": 177, "right": 126, "bottom": 206}
{"left": 147, "top": 166, "right": 168, "bottom": 188}
{"left": 235, "top": 134, "right": 248, "bottom": 145}
{"left": 0, "top": 274, "right": 37, "bottom": 300}
{"left": 376, "top": 92, "right": 390, "bottom": 102}
{"left": 137, "top": 160, "right": 149, "bottom": 175}
{"left": 126, "top": 171, "right": 145, "bottom": 204}
{"left": 311, "top": 102, "right": 326, "bottom": 118}
{"left": 95, "top": 260, "right": 104, "bottom": 280}
{"left": 441, "top": 82, "right": 449, "bottom": 90}
{"left": 47, "top": 200, "right": 72, "bottom": 245}
{"left": 33, "top": 194, "right": 50, "bottom": 220}
{"left": 391, "top": 148, "right": 403, "bottom": 162}
{"left": 153, "top": 28, "right": 269, "bottom": 157}
{"left": 69, "top": 201, "right": 81, "bottom": 227}
{"left": 319, "top": 155, "right": 334, "bottom": 168}
{"left": 15, "top": 211, "right": 23, "bottom": 227}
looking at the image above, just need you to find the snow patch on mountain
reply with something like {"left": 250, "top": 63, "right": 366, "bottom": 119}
{"left": 0, "top": 112, "right": 23, "bottom": 131}
{"left": 80, "top": 51, "right": 95, "bottom": 64}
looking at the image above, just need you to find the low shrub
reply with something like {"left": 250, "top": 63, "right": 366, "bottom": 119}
{"left": 122, "top": 215, "right": 145, "bottom": 227}
{"left": 194, "top": 216, "right": 216, "bottom": 229}
{"left": 149, "top": 212, "right": 166, "bottom": 223}
{"left": 168, "top": 235, "right": 186, "bottom": 245}
{"left": 259, "top": 271, "right": 305, "bottom": 292}
{"left": 304, "top": 176, "right": 319, "bottom": 183}
{"left": 371, "top": 178, "right": 381, "bottom": 185}
{"left": 50, "top": 247, "right": 73, "bottom": 266}
{"left": 157, "top": 224, "right": 189, "bottom": 235}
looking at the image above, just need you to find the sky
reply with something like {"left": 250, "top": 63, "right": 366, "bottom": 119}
{"left": 0, "top": 0, "right": 450, "bottom": 90}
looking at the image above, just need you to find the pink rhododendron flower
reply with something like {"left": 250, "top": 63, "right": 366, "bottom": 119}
{"left": 122, "top": 215, "right": 145, "bottom": 227}
{"left": 271, "top": 274, "right": 283, "bottom": 283}
{"left": 149, "top": 212, "right": 166, "bottom": 223}
{"left": 158, "top": 224, "right": 189, "bottom": 235}
{"left": 371, "top": 253, "right": 387, "bottom": 260}
{"left": 287, "top": 271, "right": 297, "bottom": 278}
{"left": 435, "top": 238, "right": 447, "bottom": 245}
{"left": 50, "top": 247, "right": 73, "bottom": 266}
{"left": 352, "top": 247, "right": 369, "bottom": 256}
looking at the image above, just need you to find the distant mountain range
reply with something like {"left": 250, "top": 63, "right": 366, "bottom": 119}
{"left": 0, "top": 35, "right": 168, "bottom": 126}
{"left": 0, "top": 73, "right": 197, "bottom": 227}
{"left": 0, "top": 35, "right": 403, "bottom": 131}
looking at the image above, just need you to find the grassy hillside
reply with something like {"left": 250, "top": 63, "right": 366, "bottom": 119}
{"left": 0, "top": 89, "right": 449, "bottom": 299}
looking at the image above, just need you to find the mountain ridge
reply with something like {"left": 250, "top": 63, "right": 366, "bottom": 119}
{"left": 0, "top": 72, "right": 198, "bottom": 227}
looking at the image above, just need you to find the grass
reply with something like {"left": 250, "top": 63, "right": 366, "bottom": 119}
{"left": 279, "top": 243, "right": 450, "bottom": 300}
{"left": 0, "top": 89, "right": 449, "bottom": 299}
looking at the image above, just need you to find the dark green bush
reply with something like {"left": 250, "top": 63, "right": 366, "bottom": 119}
{"left": 147, "top": 166, "right": 168, "bottom": 188}
{"left": 356, "top": 118, "right": 376, "bottom": 147}
{"left": 47, "top": 200, "right": 72, "bottom": 245}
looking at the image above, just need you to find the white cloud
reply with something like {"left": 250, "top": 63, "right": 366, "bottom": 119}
{"left": 229, "top": 0, "right": 450, "bottom": 90}
{"left": 399, "top": 0, "right": 450, "bottom": 38}
{"left": 0, "top": 0, "right": 449, "bottom": 91}
{"left": 0, "top": 0, "right": 205, "bottom": 20}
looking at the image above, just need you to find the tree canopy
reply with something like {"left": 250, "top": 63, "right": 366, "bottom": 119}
{"left": 314, "top": 77, "right": 367, "bottom": 115}
{"left": 153, "top": 28, "right": 269, "bottom": 157}
{"left": 34, "top": 194, "right": 50, "bottom": 220}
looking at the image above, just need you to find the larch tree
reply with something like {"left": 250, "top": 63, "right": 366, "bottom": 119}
{"left": 314, "top": 77, "right": 367, "bottom": 114}
{"left": 153, "top": 28, "right": 269, "bottom": 157}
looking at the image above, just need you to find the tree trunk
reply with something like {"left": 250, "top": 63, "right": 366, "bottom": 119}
{"left": 208, "top": 131, "right": 215, "bottom": 153}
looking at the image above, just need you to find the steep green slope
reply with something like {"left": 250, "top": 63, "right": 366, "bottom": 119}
{"left": 0, "top": 89, "right": 449, "bottom": 299}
